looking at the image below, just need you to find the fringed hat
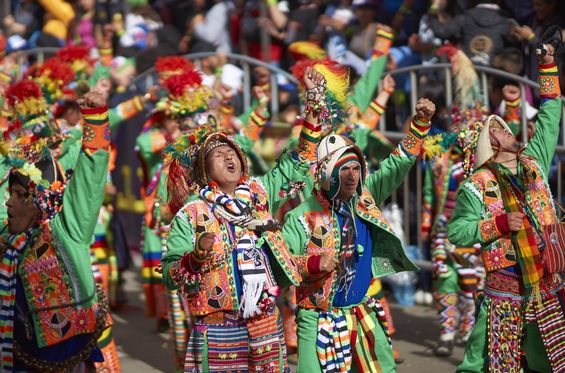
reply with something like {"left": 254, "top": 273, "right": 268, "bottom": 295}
{"left": 34, "top": 57, "right": 76, "bottom": 104}
{"left": 165, "top": 126, "right": 248, "bottom": 214}
{"left": 154, "top": 68, "right": 212, "bottom": 121}
{"left": 315, "top": 133, "right": 366, "bottom": 200}
{"left": 56, "top": 45, "right": 94, "bottom": 81}
{"left": 2, "top": 79, "right": 61, "bottom": 142}
{"left": 1, "top": 85, "right": 69, "bottom": 225}
{"left": 291, "top": 58, "right": 349, "bottom": 131}
{"left": 458, "top": 115, "right": 513, "bottom": 177}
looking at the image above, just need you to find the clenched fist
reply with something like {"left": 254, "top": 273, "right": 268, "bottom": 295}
{"left": 77, "top": 90, "right": 107, "bottom": 109}
{"left": 537, "top": 43, "right": 555, "bottom": 65}
{"left": 507, "top": 212, "right": 524, "bottom": 232}
{"left": 195, "top": 232, "right": 215, "bottom": 259}
{"left": 304, "top": 66, "right": 326, "bottom": 91}
{"left": 319, "top": 255, "right": 339, "bottom": 273}
{"left": 415, "top": 98, "right": 436, "bottom": 120}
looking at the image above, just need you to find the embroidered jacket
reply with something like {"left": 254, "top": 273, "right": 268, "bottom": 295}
{"left": 4, "top": 107, "right": 110, "bottom": 348}
{"left": 448, "top": 95, "right": 561, "bottom": 273}
{"left": 282, "top": 126, "right": 429, "bottom": 311}
{"left": 162, "top": 152, "right": 309, "bottom": 317}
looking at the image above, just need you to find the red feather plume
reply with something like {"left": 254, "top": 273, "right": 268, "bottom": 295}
{"left": 5, "top": 80, "right": 43, "bottom": 106}
{"left": 167, "top": 158, "right": 192, "bottom": 215}
{"left": 155, "top": 56, "right": 194, "bottom": 74}
{"left": 162, "top": 70, "right": 203, "bottom": 97}
{"left": 56, "top": 45, "right": 92, "bottom": 64}
{"left": 37, "top": 58, "right": 76, "bottom": 85}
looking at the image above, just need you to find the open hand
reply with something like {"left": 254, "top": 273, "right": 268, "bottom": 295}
{"left": 382, "top": 74, "right": 396, "bottom": 93}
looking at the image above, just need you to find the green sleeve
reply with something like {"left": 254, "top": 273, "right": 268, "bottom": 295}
{"left": 258, "top": 152, "right": 311, "bottom": 213}
{"left": 234, "top": 133, "right": 254, "bottom": 153}
{"left": 237, "top": 99, "right": 259, "bottom": 125}
{"left": 153, "top": 171, "right": 169, "bottom": 223}
{"left": 109, "top": 96, "right": 145, "bottom": 130}
{"left": 523, "top": 98, "right": 562, "bottom": 177}
{"left": 447, "top": 183, "right": 489, "bottom": 247}
{"left": 161, "top": 213, "right": 195, "bottom": 290}
{"left": 348, "top": 55, "right": 386, "bottom": 113}
{"left": 282, "top": 211, "right": 308, "bottom": 256}
{"left": 364, "top": 153, "right": 416, "bottom": 206}
{"left": 53, "top": 150, "right": 109, "bottom": 246}
{"left": 422, "top": 165, "right": 435, "bottom": 214}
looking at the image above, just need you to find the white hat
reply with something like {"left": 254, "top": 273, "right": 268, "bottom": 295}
{"left": 473, "top": 114, "right": 513, "bottom": 170}
{"left": 316, "top": 134, "right": 366, "bottom": 199}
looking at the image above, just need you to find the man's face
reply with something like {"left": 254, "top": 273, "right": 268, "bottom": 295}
{"left": 6, "top": 183, "right": 38, "bottom": 234}
{"left": 336, "top": 161, "right": 361, "bottom": 201}
{"left": 490, "top": 126, "right": 520, "bottom": 152}
{"left": 205, "top": 145, "right": 242, "bottom": 190}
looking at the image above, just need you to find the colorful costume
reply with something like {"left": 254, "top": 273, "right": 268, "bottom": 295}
{"left": 282, "top": 114, "right": 431, "bottom": 372}
{"left": 422, "top": 142, "right": 484, "bottom": 352}
{"left": 160, "top": 110, "right": 320, "bottom": 371}
{"left": 448, "top": 61, "right": 564, "bottom": 372}
{"left": 0, "top": 82, "right": 110, "bottom": 371}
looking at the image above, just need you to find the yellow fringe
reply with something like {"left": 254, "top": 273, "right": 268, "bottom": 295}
{"left": 313, "top": 64, "right": 349, "bottom": 105}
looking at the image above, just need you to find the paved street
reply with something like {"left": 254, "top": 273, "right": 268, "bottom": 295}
{"left": 113, "top": 266, "right": 464, "bottom": 373}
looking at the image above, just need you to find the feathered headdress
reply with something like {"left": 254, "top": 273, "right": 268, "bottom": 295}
{"left": 1, "top": 80, "right": 69, "bottom": 224}
{"left": 164, "top": 125, "right": 248, "bottom": 214}
{"left": 154, "top": 68, "right": 212, "bottom": 119}
{"left": 291, "top": 58, "right": 349, "bottom": 131}
{"left": 34, "top": 58, "right": 76, "bottom": 104}
{"left": 56, "top": 45, "right": 94, "bottom": 81}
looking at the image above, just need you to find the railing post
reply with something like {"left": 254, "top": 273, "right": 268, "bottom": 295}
{"left": 444, "top": 66, "right": 452, "bottom": 108}
{"left": 410, "top": 71, "right": 417, "bottom": 116}
{"left": 520, "top": 83, "right": 528, "bottom": 144}
{"left": 243, "top": 62, "right": 251, "bottom": 111}
{"left": 481, "top": 72, "right": 489, "bottom": 111}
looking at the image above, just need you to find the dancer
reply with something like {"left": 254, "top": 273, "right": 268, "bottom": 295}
{"left": 448, "top": 41, "right": 564, "bottom": 372}
{"left": 282, "top": 98, "right": 435, "bottom": 372}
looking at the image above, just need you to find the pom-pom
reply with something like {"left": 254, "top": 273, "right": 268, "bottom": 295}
{"left": 5, "top": 79, "right": 43, "bottom": 106}
{"left": 162, "top": 70, "right": 204, "bottom": 97}
{"left": 155, "top": 56, "right": 194, "bottom": 76}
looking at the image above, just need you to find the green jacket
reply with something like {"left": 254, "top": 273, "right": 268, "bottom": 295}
{"left": 7, "top": 109, "right": 109, "bottom": 348}
{"left": 448, "top": 98, "right": 561, "bottom": 263}
{"left": 161, "top": 150, "right": 311, "bottom": 288}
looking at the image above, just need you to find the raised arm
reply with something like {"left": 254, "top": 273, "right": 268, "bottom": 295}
{"left": 523, "top": 45, "right": 562, "bottom": 176}
{"left": 359, "top": 74, "right": 395, "bottom": 129}
{"left": 53, "top": 92, "right": 110, "bottom": 246}
{"left": 364, "top": 99, "right": 434, "bottom": 205}
{"left": 259, "top": 67, "right": 324, "bottom": 211}
{"left": 348, "top": 25, "right": 393, "bottom": 113}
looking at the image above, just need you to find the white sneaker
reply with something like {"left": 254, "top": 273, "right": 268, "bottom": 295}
{"left": 424, "top": 292, "right": 433, "bottom": 306}
{"left": 414, "top": 290, "right": 425, "bottom": 305}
